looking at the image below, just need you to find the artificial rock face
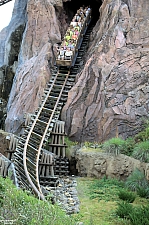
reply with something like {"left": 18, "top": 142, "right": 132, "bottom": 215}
{"left": 0, "top": 0, "right": 149, "bottom": 142}
{"left": 3, "top": 0, "right": 67, "bottom": 133}
{"left": 62, "top": 0, "right": 149, "bottom": 142}
{"left": 74, "top": 148, "right": 149, "bottom": 182}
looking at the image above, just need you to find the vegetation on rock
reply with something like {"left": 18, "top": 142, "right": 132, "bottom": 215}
{"left": 76, "top": 121, "right": 149, "bottom": 164}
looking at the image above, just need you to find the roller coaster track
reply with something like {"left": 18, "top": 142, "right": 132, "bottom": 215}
{"left": 0, "top": 0, "right": 13, "bottom": 6}
{"left": 13, "top": 21, "right": 94, "bottom": 200}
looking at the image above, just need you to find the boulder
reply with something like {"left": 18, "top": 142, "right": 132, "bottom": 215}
{"left": 75, "top": 147, "right": 148, "bottom": 180}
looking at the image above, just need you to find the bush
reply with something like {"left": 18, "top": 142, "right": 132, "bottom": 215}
{"left": 129, "top": 205, "right": 149, "bottom": 225}
{"left": 115, "top": 201, "right": 133, "bottom": 219}
{"left": 125, "top": 168, "right": 149, "bottom": 195}
{"left": 121, "top": 138, "right": 135, "bottom": 156}
{"left": 136, "top": 186, "right": 149, "bottom": 198}
{"left": 134, "top": 125, "right": 149, "bottom": 142}
{"left": 102, "top": 137, "right": 125, "bottom": 155}
{"left": 132, "top": 141, "right": 149, "bottom": 162}
{"left": 116, "top": 202, "right": 149, "bottom": 225}
{"left": 118, "top": 189, "right": 136, "bottom": 203}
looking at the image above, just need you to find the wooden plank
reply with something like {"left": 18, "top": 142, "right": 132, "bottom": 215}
{"left": 50, "top": 154, "right": 54, "bottom": 177}
{"left": 46, "top": 154, "right": 50, "bottom": 176}
{"left": 41, "top": 153, "right": 47, "bottom": 177}
{"left": 4, "top": 161, "right": 8, "bottom": 177}
{"left": 48, "top": 143, "right": 67, "bottom": 147}
{"left": 39, "top": 152, "right": 45, "bottom": 175}
{"left": 39, "top": 162, "right": 53, "bottom": 166}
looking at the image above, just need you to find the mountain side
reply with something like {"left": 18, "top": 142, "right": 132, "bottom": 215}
{"left": 0, "top": 0, "right": 148, "bottom": 142}
{"left": 62, "top": 0, "right": 149, "bottom": 142}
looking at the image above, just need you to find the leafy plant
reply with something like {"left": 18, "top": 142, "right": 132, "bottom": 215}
{"left": 120, "top": 138, "right": 135, "bottom": 156}
{"left": 129, "top": 205, "right": 149, "bottom": 225}
{"left": 115, "top": 201, "right": 133, "bottom": 219}
{"left": 84, "top": 141, "right": 102, "bottom": 149}
{"left": 136, "top": 186, "right": 149, "bottom": 198}
{"left": 64, "top": 137, "right": 78, "bottom": 148}
{"left": 102, "top": 137, "right": 125, "bottom": 155}
{"left": 118, "top": 189, "right": 136, "bottom": 203}
{"left": 134, "top": 124, "right": 149, "bottom": 142}
{"left": 0, "top": 182, "right": 5, "bottom": 207}
{"left": 125, "top": 168, "right": 149, "bottom": 192}
{"left": 132, "top": 141, "right": 149, "bottom": 162}
{"left": 116, "top": 202, "right": 149, "bottom": 225}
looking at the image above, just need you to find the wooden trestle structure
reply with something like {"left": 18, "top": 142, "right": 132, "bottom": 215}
{"left": 1, "top": 12, "right": 94, "bottom": 200}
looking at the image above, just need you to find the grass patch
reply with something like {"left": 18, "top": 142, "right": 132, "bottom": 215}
{"left": 88, "top": 176, "right": 124, "bottom": 202}
{"left": 0, "top": 177, "right": 76, "bottom": 225}
{"left": 118, "top": 189, "right": 136, "bottom": 203}
{"left": 75, "top": 177, "right": 149, "bottom": 225}
{"left": 1, "top": 176, "right": 149, "bottom": 225}
{"left": 80, "top": 146, "right": 104, "bottom": 153}
{"left": 76, "top": 177, "right": 130, "bottom": 225}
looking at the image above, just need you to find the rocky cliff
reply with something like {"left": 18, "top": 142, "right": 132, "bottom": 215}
{"left": 0, "top": 0, "right": 149, "bottom": 142}
{"left": 62, "top": 0, "right": 149, "bottom": 142}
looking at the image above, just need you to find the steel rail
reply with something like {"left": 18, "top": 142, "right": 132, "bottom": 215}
{"left": 13, "top": 12, "right": 94, "bottom": 199}
{"left": 23, "top": 69, "right": 70, "bottom": 199}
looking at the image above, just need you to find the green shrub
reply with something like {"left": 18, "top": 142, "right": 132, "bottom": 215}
{"left": 129, "top": 205, "right": 149, "bottom": 225}
{"left": 115, "top": 201, "right": 133, "bottom": 219}
{"left": 116, "top": 202, "right": 149, "bottom": 224}
{"left": 125, "top": 168, "right": 149, "bottom": 192}
{"left": 136, "top": 186, "right": 149, "bottom": 198}
{"left": 121, "top": 138, "right": 135, "bottom": 156}
{"left": 134, "top": 125, "right": 149, "bottom": 142}
{"left": 118, "top": 189, "right": 136, "bottom": 203}
{"left": 102, "top": 137, "right": 125, "bottom": 155}
{"left": 132, "top": 141, "right": 149, "bottom": 162}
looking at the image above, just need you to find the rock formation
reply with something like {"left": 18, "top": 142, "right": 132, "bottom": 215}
{"left": 0, "top": 0, "right": 27, "bottom": 130}
{"left": 74, "top": 147, "right": 149, "bottom": 181}
{"left": 62, "top": 0, "right": 149, "bottom": 142}
{"left": 0, "top": 0, "right": 148, "bottom": 142}
{"left": 2, "top": 0, "right": 67, "bottom": 133}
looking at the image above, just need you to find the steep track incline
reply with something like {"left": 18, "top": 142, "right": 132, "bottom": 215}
{"left": 13, "top": 20, "right": 94, "bottom": 200}
{"left": 14, "top": 68, "right": 71, "bottom": 199}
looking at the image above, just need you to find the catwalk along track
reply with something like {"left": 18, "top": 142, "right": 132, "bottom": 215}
{"left": 12, "top": 9, "right": 94, "bottom": 200}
